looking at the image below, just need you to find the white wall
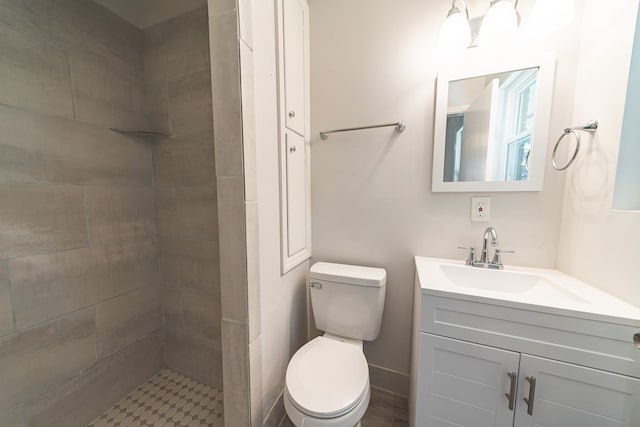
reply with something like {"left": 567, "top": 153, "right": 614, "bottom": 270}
{"left": 448, "top": 77, "right": 486, "bottom": 109}
{"left": 557, "top": 0, "right": 640, "bottom": 307}
{"left": 310, "top": 0, "right": 583, "bottom": 394}
{"left": 252, "top": 0, "right": 310, "bottom": 419}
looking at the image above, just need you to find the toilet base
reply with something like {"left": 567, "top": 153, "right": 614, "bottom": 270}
{"left": 285, "top": 417, "right": 361, "bottom": 427}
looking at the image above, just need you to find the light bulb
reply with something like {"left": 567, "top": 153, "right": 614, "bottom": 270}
{"left": 528, "top": 0, "right": 575, "bottom": 37}
{"left": 477, "top": 0, "right": 518, "bottom": 47}
{"left": 439, "top": 7, "right": 472, "bottom": 52}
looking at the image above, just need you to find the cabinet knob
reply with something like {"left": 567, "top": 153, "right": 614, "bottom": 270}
{"left": 289, "top": 146, "right": 297, "bottom": 153}
{"left": 288, "top": 110, "right": 296, "bottom": 118}
{"left": 634, "top": 332, "right": 640, "bottom": 349}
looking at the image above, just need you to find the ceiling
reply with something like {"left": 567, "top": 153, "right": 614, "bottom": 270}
{"left": 93, "top": 0, "right": 207, "bottom": 29}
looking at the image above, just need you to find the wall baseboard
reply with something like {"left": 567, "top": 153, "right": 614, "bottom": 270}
{"left": 263, "top": 390, "right": 286, "bottom": 427}
{"left": 369, "top": 364, "right": 410, "bottom": 397}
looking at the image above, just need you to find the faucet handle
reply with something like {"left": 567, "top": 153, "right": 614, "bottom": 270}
{"left": 458, "top": 246, "right": 476, "bottom": 265}
{"left": 491, "top": 248, "right": 515, "bottom": 266}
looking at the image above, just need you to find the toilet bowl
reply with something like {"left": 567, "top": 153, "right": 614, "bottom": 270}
{"left": 284, "top": 262, "right": 386, "bottom": 427}
{"left": 284, "top": 335, "right": 370, "bottom": 426}
{"left": 284, "top": 383, "right": 370, "bottom": 427}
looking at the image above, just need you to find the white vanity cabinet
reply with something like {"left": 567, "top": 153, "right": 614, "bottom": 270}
{"left": 417, "top": 333, "right": 640, "bottom": 427}
{"left": 410, "top": 257, "right": 640, "bottom": 427}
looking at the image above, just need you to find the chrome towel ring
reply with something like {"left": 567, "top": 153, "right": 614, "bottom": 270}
{"left": 552, "top": 120, "right": 599, "bottom": 171}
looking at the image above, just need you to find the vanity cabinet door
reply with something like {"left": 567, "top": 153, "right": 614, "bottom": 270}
{"left": 515, "top": 354, "right": 640, "bottom": 427}
{"left": 417, "top": 333, "right": 519, "bottom": 427}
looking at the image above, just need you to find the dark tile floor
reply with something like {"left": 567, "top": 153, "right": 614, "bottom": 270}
{"left": 281, "top": 387, "right": 409, "bottom": 427}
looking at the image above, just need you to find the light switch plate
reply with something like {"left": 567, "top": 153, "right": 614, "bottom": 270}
{"left": 471, "top": 197, "right": 490, "bottom": 222}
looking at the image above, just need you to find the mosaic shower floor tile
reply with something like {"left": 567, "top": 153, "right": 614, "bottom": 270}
{"left": 88, "top": 369, "right": 223, "bottom": 427}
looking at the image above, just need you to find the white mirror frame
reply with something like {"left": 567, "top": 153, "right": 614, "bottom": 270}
{"left": 432, "top": 53, "right": 556, "bottom": 192}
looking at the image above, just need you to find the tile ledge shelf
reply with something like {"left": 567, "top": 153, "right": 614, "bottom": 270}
{"left": 109, "top": 128, "right": 171, "bottom": 140}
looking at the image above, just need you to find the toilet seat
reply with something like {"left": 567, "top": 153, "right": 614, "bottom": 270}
{"left": 285, "top": 336, "right": 369, "bottom": 418}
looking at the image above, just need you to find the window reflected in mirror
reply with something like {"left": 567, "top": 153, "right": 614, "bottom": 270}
{"left": 443, "top": 66, "right": 539, "bottom": 183}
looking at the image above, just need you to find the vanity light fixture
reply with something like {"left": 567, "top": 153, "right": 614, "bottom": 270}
{"left": 439, "top": 0, "right": 575, "bottom": 50}
{"left": 438, "top": 0, "right": 472, "bottom": 51}
{"left": 476, "top": 0, "right": 519, "bottom": 47}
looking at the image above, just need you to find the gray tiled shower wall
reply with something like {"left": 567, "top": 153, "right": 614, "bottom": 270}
{"left": 146, "top": 8, "right": 222, "bottom": 390}
{"left": 0, "top": 1, "right": 219, "bottom": 425}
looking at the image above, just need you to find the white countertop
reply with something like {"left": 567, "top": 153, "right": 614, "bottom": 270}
{"left": 415, "top": 256, "right": 640, "bottom": 325}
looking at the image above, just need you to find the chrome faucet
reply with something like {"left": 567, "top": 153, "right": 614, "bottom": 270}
{"left": 458, "top": 226, "right": 514, "bottom": 270}
{"left": 479, "top": 226, "right": 499, "bottom": 264}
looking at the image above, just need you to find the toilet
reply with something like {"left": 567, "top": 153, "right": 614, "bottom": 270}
{"left": 284, "top": 262, "right": 386, "bottom": 427}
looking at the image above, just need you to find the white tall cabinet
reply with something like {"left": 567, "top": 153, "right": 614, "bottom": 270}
{"left": 276, "top": 0, "right": 311, "bottom": 273}
{"left": 411, "top": 264, "right": 640, "bottom": 427}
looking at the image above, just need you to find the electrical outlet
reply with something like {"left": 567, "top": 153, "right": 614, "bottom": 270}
{"left": 471, "top": 197, "right": 491, "bottom": 222}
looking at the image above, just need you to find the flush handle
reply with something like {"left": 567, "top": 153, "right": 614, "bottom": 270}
{"left": 634, "top": 333, "right": 640, "bottom": 349}
{"left": 505, "top": 372, "right": 517, "bottom": 411}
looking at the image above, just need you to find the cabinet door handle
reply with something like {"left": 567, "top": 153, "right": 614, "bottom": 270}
{"left": 289, "top": 110, "right": 296, "bottom": 118}
{"left": 634, "top": 332, "right": 640, "bottom": 349}
{"left": 289, "top": 146, "right": 296, "bottom": 153}
{"left": 505, "top": 372, "right": 517, "bottom": 411}
{"left": 523, "top": 376, "right": 537, "bottom": 416}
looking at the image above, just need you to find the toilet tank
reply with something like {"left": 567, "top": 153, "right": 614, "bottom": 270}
{"left": 309, "top": 262, "right": 386, "bottom": 341}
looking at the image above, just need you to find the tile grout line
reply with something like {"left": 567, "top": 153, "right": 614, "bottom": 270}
{"left": 0, "top": 100, "right": 157, "bottom": 142}
{"left": 94, "top": 304, "right": 100, "bottom": 360}
{"left": 81, "top": 186, "right": 92, "bottom": 249}
{"left": 0, "top": 181, "right": 156, "bottom": 191}
{"left": 67, "top": 52, "right": 78, "bottom": 120}
{"left": 6, "top": 260, "right": 17, "bottom": 335}
{"left": 10, "top": 283, "right": 158, "bottom": 334}
{"left": 164, "top": 79, "right": 174, "bottom": 137}
{"left": 5, "top": 234, "right": 157, "bottom": 264}
{"left": 149, "top": 103, "right": 166, "bottom": 342}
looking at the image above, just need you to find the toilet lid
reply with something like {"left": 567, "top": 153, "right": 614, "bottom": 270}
{"left": 285, "top": 336, "right": 369, "bottom": 418}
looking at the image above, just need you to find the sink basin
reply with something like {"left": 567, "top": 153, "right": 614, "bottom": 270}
{"left": 440, "top": 264, "right": 588, "bottom": 303}
{"left": 415, "top": 256, "right": 640, "bottom": 321}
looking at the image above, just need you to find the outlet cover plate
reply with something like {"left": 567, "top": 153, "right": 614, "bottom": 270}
{"left": 471, "top": 197, "right": 491, "bottom": 222}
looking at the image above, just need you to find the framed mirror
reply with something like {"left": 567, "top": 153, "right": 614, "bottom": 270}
{"left": 432, "top": 54, "right": 556, "bottom": 192}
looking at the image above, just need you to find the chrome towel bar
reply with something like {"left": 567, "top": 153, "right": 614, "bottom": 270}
{"left": 319, "top": 122, "right": 405, "bottom": 140}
